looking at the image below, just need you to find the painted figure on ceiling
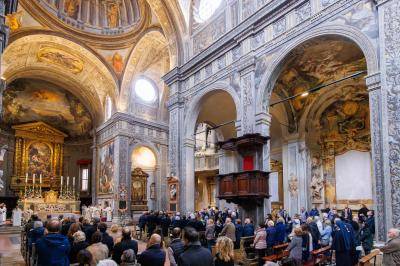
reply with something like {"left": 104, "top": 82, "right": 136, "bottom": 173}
{"left": 64, "top": 0, "right": 79, "bottom": 18}
{"left": 108, "top": 3, "right": 119, "bottom": 28}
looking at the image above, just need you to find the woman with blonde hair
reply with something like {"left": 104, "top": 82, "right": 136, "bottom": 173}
{"left": 109, "top": 224, "right": 121, "bottom": 243}
{"left": 214, "top": 236, "right": 234, "bottom": 266}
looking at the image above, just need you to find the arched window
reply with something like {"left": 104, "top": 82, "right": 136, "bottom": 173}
{"left": 105, "top": 95, "right": 112, "bottom": 120}
{"left": 133, "top": 78, "right": 157, "bottom": 103}
{"left": 195, "top": 0, "right": 222, "bottom": 23}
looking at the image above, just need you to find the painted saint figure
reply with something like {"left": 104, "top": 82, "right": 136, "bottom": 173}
{"left": 108, "top": 3, "right": 119, "bottom": 28}
{"left": 64, "top": 0, "right": 79, "bottom": 18}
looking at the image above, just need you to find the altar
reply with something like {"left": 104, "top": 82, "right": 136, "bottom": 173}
{"left": 19, "top": 190, "right": 80, "bottom": 215}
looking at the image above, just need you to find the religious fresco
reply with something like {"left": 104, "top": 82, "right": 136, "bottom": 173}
{"left": 64, "top": 0, "right": 79, "bottom": 19}
{"left": 2, "top": 79, "right": 92, "bottom": 137}
{"left": 28, "top": 142, "right": 52, "bottom": 177}
{"left": 98, "top": 142, "right": 114, "bottom": 194}
{"left": 5, "top": 11, "right": 23, "bottom": 32}
{"left": 37, "top": 46, "right": 84, "bottom": 74}
{"left": 274, "top": 37, "right": 367, "bottom": 131}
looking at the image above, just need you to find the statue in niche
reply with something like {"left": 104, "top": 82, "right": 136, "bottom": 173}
{"left": 310, "top": 156, "right": 324, "bottom": 203}
{"left": 64, "top": 0, "right": 79, "bottom": 19}
{"left": 288, "top": 173, "right": 298, "bottom": 197}
{"left": 108, "top": 3, "right": 119, "bottom": 28}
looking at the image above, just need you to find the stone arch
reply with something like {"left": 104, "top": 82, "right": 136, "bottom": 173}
{"left": 256, "top": 24, "right": 379, "bottom": 114}
{"left": 119, "top": 29, "right": 170, "bottom": 113}
{"left": 2, "top": 34, "right": 119, "bottom": 126}
{"left": 129, "top": 140, "right": 161, "bottom": 170}
{"left": 184, "top": 81, "right": 241, "bottom": 141}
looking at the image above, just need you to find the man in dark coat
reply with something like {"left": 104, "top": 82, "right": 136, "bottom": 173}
{"left": 112, "top": 227, "right": 138, "bottom": 264}
{"left": 178, "top": 226, "right": 214, "bottom": 266}
{"left": 98, "top": 222, "right": 114, "bottom": 256}
{"left": 358, "top": 204, "right": 369, "bottom": 222}
{"left": 36, "top": 219, "right": 70, "bottom": 266}
{"left": 160, "top": 212, "right": 171, "bottom": 237}
{"left": 275, "top": 218, "right": 286, "bottom": 244}
{"left": 332, "top": 220, "right": 357, "bottom": 266}
{"left": 138, "top": 211, "right": 147, "bottom": 239}
{"left": 235, "top": 219, "right": 243, "bottom": 249}
{"left": 138, "top": 233, "right": 166, "bottom": 266}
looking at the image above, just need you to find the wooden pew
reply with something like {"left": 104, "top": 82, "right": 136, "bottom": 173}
{"left": 262, "top": 243, "right": 289, "bottom": 262}
{"left": 358, "top": 249, "right": 380, "bottom": 266}
{"left": 303, "top": 245, "right": 331, "bottom": 266}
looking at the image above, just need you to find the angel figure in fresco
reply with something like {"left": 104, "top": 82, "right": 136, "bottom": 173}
{"left": 108, "top": 3, "right": 119, "bottom": 28}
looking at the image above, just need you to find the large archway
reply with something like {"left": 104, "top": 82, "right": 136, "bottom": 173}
{"left": 265, "top": 35, "right": 374, "bottom": 221}
{"left": 182, "top": 88, "right": 239, "bottom": 212}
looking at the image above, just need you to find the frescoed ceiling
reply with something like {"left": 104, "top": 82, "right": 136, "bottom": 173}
{"left": 2, "top": 78, "right": 93, "bottom": 137}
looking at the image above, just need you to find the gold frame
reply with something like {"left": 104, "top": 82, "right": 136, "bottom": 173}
{"left": 11, "top": 122, "right": 66, "bottom": 193}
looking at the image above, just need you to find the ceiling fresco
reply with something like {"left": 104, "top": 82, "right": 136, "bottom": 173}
{"left": 273, "top": 36, "right": 367, "bottom": 132}
{"left": 2, "top": 79, "right": 93, "bottom": 137}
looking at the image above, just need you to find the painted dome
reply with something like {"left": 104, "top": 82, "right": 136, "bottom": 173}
{"left": 37, "top": 0, "right": 143, "bottom": 36}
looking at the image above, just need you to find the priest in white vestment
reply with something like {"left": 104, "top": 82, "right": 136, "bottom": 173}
{"left": 0, "top": 204, "right": 6, "bottom": 225}
{"left": 12, "top": 206, "right": 22, "bottom": 226}
{"left": 104, "top": 206, "right": 112, "bottom": 222}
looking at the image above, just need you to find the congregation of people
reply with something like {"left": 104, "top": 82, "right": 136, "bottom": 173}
{"left": 20, "top": 203, "right": 400, "bottom": 266}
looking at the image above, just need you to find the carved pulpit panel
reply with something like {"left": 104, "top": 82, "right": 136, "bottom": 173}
{"left": 131, "top": 168, "right": 148, "bottom": 211}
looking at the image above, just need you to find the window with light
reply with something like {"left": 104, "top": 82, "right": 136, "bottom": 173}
{"left": 196, "top": 0, "right": 222, "bottom": 23}
{"left": 81, "top": 167, "right": 89, "bottom": 191}
{"left": 134, "top": 78, "right": 157, "bottom": 103}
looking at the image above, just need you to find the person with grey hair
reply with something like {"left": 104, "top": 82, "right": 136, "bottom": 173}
{"left": 70, "top": 231, "right": 89, "bottom": 264}
{"left": 97, "top": 259, "right": 118, "bottom": 266}
{"left": 120, "top": 249, "right": 138, "bottom": 266}
{"left": 30, "top": 220, "right": 45, "bottom": 249}
{"left": 378, "top": 228, "right": 400, "bottom": 266}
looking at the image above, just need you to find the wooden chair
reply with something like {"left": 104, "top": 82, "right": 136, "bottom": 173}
{"left": 302, "top": 245, "right": 331, "bottom": 266}
{"left": 358, "top": 249, "right": 380, "bottom": 266}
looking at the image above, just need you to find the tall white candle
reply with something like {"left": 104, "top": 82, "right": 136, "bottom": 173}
{"left": 73, "top": 176, "right": 75, "bottom": 187}
{"left": 25, "top": 173, "right": 28, "bottom": 183}
{"left": 40, "top": 174, "right": 42, "bottom": 184}
{"left": 61, "top": 176, "right": 63, "bottom": 185}
{"left": 67, "top": 176, "right": 69, "bottom": 186}
{"left": 33, "top": 174, "right": 35, "bottom": 185}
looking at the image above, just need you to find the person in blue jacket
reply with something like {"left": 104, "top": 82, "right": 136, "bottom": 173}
{"left": 275, "top": 217, "right": 286, "bottom": 244}
{"left": 36, "top": 219, "right": 70, "bottom": 266}
{"left": 243, "top": 218, "right": 255, "bottom": 237}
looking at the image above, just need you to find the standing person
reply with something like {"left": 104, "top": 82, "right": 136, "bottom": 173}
{"left": 243, "top": 218, "right": 255, "bottom": 237}
{"left": 300, "top": 207, "right": 308, "bottom": 223}
{"left": 12, "top": 205, "right": 22, "bottom": 226}
{"left": 254, "top": 222, "right": 267, "bottom": 266}
{"left": 275, "top": 218, "right": 286, "bottom": 244}
{"left": 301, "top": 224, "right": 313, "bottom": 263}
{"left": 360, "top": 221, "right": 374, "bottom": 255}
{"left": 36, "top": 219, "right": 70, "bottom": 266}
{"left": 109, "top": 224, "right": 121, "bottom": 244}
{"left": 234, "top": 219, "right": 243, "bottom": 249}
{"left": 214, "top": 236, "right": 235, "bottom": 266}
{"left": 98, "top": 222, "right": 114, "bottom": 256}
{"left": 332, "top": 219, "right": 357, "bottom": 266}
{"left": 112, "top": 227, "right": 138, "bottom": 264}
{"left": 138, "top": 234, "right": 166, "bottom": 266}
{"left": 167, "top": 228, "right": 185, "bottom": 266}
{"left": 378, "top": 228, "right": 400, "bottom": 266}
{"left": 306, "top": 217, "right": 320, "bottom": 250}
{"left": 138, "top": 211, "right": 147, "bottom": 240}
{"left": 220, "top": 217, "right": 236, "bottom": 245}
{"left": 365, "top": 210, "right": 375, "bottom": 235}
{"left": 266, "top": 220, "right": 277, "bottom": 256}
{"left": 70, "top": 231, "right": 89, "bottom": 264}
{"left": 284, "top": 227, "right": 303, "bottom": 266}
{"left": 0, "top": 203, "right": 6, "bottom": 225}
{"left": 358, "top": 204, "right": 369, "bottom": 222}
{"left": 179, "top": 226, "right": 214, "bottom": 266}
{"left": 278, "top": 206, "right": 288, "bottom": 222}
{"left": 341, "top": 205, "right": 353, "bottom": 222}
{"left": 320, "top": 219, "right": 332, "bottom": 247}
{"left": 86, "top": 231, "right": 109, "bottom": 266}
{"left": 160, "top": 212, "right": 171, "bottom": 237}
{"left": 205, "top": 218, "right": 216, "bottom": 251}
{"left": 309, "top": 206, "right": 319, "bottom": 218}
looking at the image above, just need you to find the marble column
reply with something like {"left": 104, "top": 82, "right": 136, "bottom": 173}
{"left": 376, "top": 0, "right": 400, "bottom": 240}
{"left": 282, "top": 139, "right": 309, "bottom": 215}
